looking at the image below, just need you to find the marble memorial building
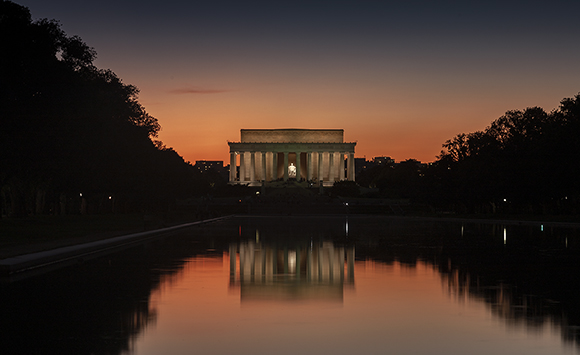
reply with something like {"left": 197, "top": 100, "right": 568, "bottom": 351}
{"left": 228, "top": 129, "right": 356, "bottom": 186}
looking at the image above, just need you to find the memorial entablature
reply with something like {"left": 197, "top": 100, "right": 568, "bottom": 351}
{"left": 228, "top": 129, "right": 356, "bottom": 186}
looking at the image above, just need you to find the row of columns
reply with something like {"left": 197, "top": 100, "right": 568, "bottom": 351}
{"left": 230, "top": 241, "right": 355, "bottom": 284}
{"left": 229, "top": 151, "right": 355, "bottom": 184}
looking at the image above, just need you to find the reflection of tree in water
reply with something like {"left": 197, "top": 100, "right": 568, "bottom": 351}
{"left": 442, "top": 270, "right": 565, "bottom": 335}
{"left": 436, "top": 253, "right": 580, "bottom": 349}
{"left": 352, "top": 219, "right": 580, "bottom": 349}
{"left": 0, "top": 233, "right": 226, "bottom": 354}
{"left": 2, "top": 217, "right": 578, "bottom": 353}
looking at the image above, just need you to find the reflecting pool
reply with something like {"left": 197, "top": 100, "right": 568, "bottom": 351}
{"left": 1, "top": 216, "right": 580, "bottom": 354}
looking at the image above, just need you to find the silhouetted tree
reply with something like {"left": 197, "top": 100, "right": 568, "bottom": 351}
{"left": 431, "top": 95, "right": 580, "bottom": 215}
{"left": 0, "top": 1, "right": 194, "bottom": 217}
{"left": 331, "top": 181, "right": 360, "bottom": 197}
{"left": 356, "top": 160, "right": 396, "bottom": 188}
{"left": 357, "top": 159, "right": 425, "bottom": 200}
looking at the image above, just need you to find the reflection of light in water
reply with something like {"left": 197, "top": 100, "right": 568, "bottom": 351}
{"left": 345, "top": 218, "right": 349, "bottom": 237}
{"left": 461, "top": 224, "right": 464, "bottom": 237}
{"left": 503, "top": 227, "right": 507, "bottom": 244}
{"left": 255, "top": 229, "right": 259, "bottom": 242}
{"left": 566, "top": 237, "right": 568, "bottom": 248}
{"left": 541, "top": 224, "right": 544, "bottom": 232}
{"left": 288, "top": 250, "right": 296, "bottom": 273}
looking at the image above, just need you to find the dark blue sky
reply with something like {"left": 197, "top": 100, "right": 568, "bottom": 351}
{"left": 15, "top": 0, "right": 580, "bottom": 162}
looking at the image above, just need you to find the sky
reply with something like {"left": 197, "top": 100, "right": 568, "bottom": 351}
{"left": 15, "top": 0, "right": 580, "bottom": 163}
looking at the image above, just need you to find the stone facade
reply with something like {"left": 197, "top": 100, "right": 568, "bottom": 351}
{"left": 228, "top": 129, "right": 356, "bottom": 186}
{"left": 241, "top": 129, "right": 344, "bottom": 143}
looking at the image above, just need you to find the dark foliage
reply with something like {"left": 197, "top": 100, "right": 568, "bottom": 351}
{"left": 331, "top": 180, "right": 360, "bottom": 197}
{"left": 355, "top": 94, "right": 580, "bottom": 216}
{"left": 0, "top": 1, "right": 200, "bottom": 216}
{"left": 356, "top": 159, "right": 426, "bottom": 200}
{"left": 428, "top": 95, "right": 580, "bottom": 215}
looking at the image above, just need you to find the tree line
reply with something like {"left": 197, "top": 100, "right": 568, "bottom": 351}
{"left": 356, "top": 93, "right": 580, "bottom": 215}
{"left": 2, "top": 1, "right": 578, "bottom": 218}
{"left": 0, "top": 1, "right": 221, "bottom": 217}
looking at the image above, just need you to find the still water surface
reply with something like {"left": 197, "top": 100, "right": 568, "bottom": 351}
{"left": 1, "top": 216, "right": 579, "bottom": 354}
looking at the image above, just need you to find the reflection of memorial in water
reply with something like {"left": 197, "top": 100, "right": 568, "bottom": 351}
{"left": 229, "top": 240, "right": 355, "bottom": 302}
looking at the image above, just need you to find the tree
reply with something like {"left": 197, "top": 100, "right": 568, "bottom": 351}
{"left": 431, "top": 94, "right": 580, "bottom": 215}
{"left": 0, "top": 1, "right": 192, "bottom": 217}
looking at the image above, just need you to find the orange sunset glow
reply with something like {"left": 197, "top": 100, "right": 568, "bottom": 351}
{"left": 17, "top": 1, "right": 580, "bottom": 163}
{"left": 4, "top": 2, "right": 580, "bottom": 353}
{"left": 134, "top": 251, "right": 567, "bottom": 355}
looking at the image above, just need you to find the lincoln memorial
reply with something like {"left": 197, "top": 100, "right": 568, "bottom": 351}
{"left": 228, "top": 129, "right": 356, "bottom": 186}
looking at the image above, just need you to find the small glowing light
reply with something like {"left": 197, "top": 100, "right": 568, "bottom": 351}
{"left": 288, "top": 250, "right": 297, "bottom": 273}
{"left": 345, "top": 202, "right": 349, "bottom": 206}
{"left": 503, "top": 227, "right": 507, "bottom": 244}
{"left": 256, "top": 191, "right": 260, "bottom": 195}
{"left": 503, "top": 198, "right": 507, "bottom": 202}
{"left": 108, "top": 196, "right": 112, "bottom": 200}
{"left": 541, "top": 225, "right": 544, "bottom": 232}
{"left": 79, "top": 193, "right": 83, "bottom": 197}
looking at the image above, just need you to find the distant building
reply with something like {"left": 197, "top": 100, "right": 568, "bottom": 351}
{"left": 354, "top": 158, "right": 369, "bottom": 175}
{"left": 194, "top": 160, "right": 229, "bottom": 181}
{"left": 355, "top": 156, "right": 403, "bottom": 177}
{"left": 194, "top": 160, "right": 224, "bottom": 173}
{"left": 373, "top": 156, "right": 395, "bottom": 165}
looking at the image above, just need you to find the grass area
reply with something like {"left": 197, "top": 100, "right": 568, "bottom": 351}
{"left": 0, "top": 208, "right": 228, "bottom": 249}
{"left": 0, "top": 214, "right": 147, "bottom": 249}
{"left": 0, "top": 211, "right": 219, "bottom": 259}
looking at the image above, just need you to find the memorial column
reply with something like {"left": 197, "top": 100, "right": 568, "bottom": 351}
{"left": 261, "top": 152, "right": 266, "bottom": 182}
{"left": 307, "top": 152, "right": 313, "bottom": 181}
{"left": 272, "top": 151, "right": 278, "bottom": 180}
{"left": 318, "top": 152, "right": 323, "bottom": 185}
{"left": 336, "top": 151, "right": 342, "bottom": 181}
{"left": 250, "top": 152, "right": 256, "bottom": 183}
{"left": 328, "top": 152, "right": 334, "bottom": 183}
{"left": 347, "top": 152, "right": 355, "bottom": 181}
{"left": 240, "top": 152, "right": 245, "bottom": 182}
{"left": 229, "top": 152, "right": 236, "bottom": 182}
{"left": 296, "top": 152, "right": 301, "bottom": 181}
{"left": 341, "top": 152, "right": 347, "bottom": 181}
{"left": 283, "top": 152, "right": 289, "bottom": 181}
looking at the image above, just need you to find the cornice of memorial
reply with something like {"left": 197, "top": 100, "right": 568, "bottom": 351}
{"left": 227, "top": 141, "right": 356, "bottom": 152}
{"left": 227, "top": 141, "right": 357, "bottom": 144}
